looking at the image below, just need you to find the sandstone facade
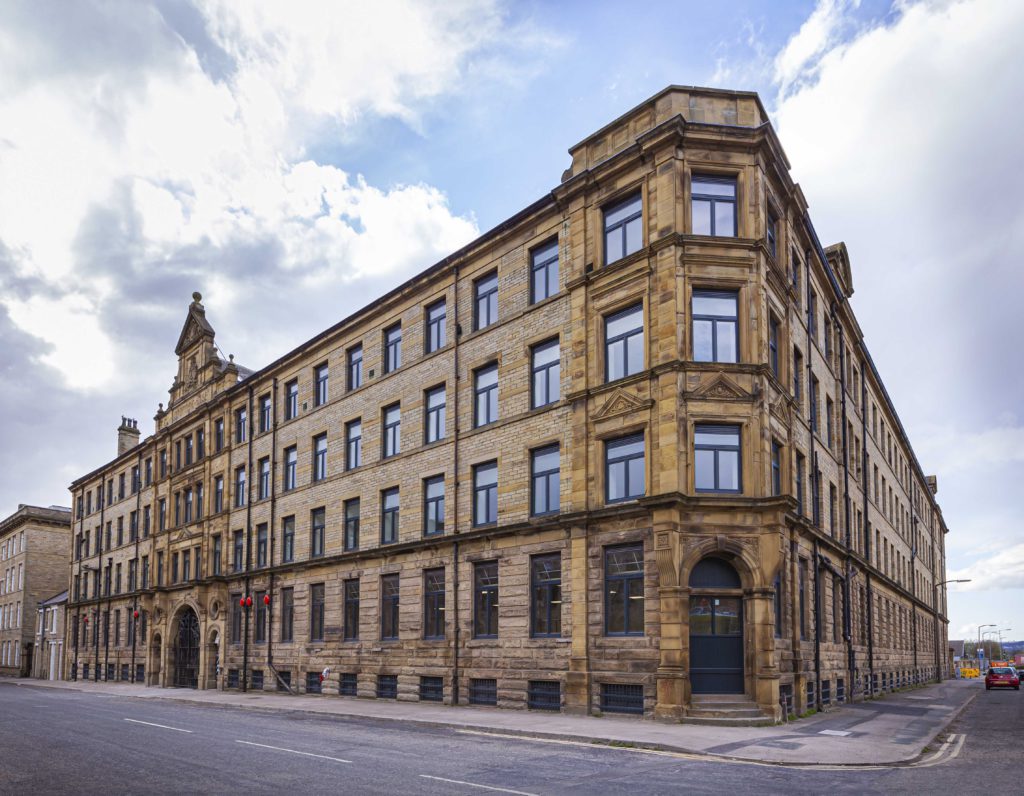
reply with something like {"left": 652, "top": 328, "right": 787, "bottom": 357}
{"left": 66, "top": 85, "right": 949, "bottom": 721}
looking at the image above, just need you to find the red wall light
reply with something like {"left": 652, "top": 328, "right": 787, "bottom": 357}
{"left": 263, "top": 594, "right": 270, "bottom": 605}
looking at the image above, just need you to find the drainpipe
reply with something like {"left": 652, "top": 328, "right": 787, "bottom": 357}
{"left": 267, "top": 377, "right": 278, "bottom": 680}
{"left": 96, "top": 491, "right": 105, "bottom": 680}
{"left": 859, "top": 352, "right": 875, "bottom": 693}
{"left": 834, "top": 310, "right": 856, "bottom": 689}
{"left": 804, "top": 252, "right": 821, "bottom": 708}
{"left": 910, "top": 479, "right": 918, "bottom": 673}
{"left": 131, "top": 449, "right": 142, "bottom": 683}
{"left": 451, "top": 263, "right": 461, "bottom": 705}
{"left": 242, "top": 386, "right": 254, "bottom": 692}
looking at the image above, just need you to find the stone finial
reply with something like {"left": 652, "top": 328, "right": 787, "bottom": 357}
{"left": 192, "top": 291, "right": 202, "bottom": 304}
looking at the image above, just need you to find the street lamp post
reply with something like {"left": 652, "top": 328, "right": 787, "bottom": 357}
{"left": 978, "top": 623, "right": 995, "bottom": 661}
{"left": 933, "top": 579, "right": 971, "bottom": 681}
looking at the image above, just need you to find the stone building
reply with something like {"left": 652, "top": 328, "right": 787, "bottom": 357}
{"left": 0, "top": 504, "right": 72, "bottom": 677}
{"left": 66, "top": 85, "right": 949, "bottom": 722}
{"left": 32, "top": 590, "right": 67, "bottom": 680}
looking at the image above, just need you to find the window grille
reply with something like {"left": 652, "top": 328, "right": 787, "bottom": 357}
{"left": 600, "top": 683, "right": 643, "bottom": 715}
{"left": 527, "top": 681, "right": 561, "bottom": 711}
{"left": 469, "top": 678, "right": 497, "bottom": 706}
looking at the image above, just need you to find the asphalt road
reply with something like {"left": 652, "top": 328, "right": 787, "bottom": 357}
{"left": 0, "top": 680, "right": 1017, "bottom": 795}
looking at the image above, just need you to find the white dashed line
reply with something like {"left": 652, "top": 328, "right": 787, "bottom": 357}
{"left": 419, "top": 775, "right": 539, "bottom": 795}
{"left": 234, "top": 740, "right": 351, "bottom": 763}
{"left": 124, "top": 718, "right": 193, "bottom": 733}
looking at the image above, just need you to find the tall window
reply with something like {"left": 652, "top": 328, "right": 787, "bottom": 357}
{"left": 215, "top": 419, "right": 224, "bottom": 452}
{"left": 473, "top": 462, "right": 498, "bottom": 526}
{"left": 232, "top": 530, "right": 244, "bottom": 572}
{"left": 423, "top": 476, "right": 445, "bottom": 536}
{"left": 603, "top": 192, "right": 642, "bottom": 264}
{"left": 425, "top": 299, "right": 446, "bottom": 353}
{"left": 473, "top": 561, "right": 499, "bottom": 638}
{"left": 808, "top": 288, "right": 818, "bottom": 343}
{"left": 530, "top": 239, "right": 558, "bottom": 303}
{"left": 826, "top": 396, "right": 834, "bottom": 449}
{"left": 234, "top": 466, "right": 246, "bottom": 508}
{"left": 767, "top": 208, "right": 778, "bottom": 258}
{"left": 311, "top": 507, "right": 326, "bottom": 558}
{"left": 531, "top": 445, "right": 560, "bottom": 516}
{"left": 343, "top": 579, "right": 360, "bottom": 641}
{"left": 605, "top": 304, "right": 643, "bottom": 382}
{"left": 184, "top": 436, "right": 194, "bottom": 466}
{"left": 531, "top": 339, "right": 560, "bottom": 408}
{"left": 195, "top": 483, "right": 204, "bottom": 520}
{"left": 796, "top": 452, "right": 806, "bottom": 515}
{"left": 793, "top": 347, "right": 804, "bottom": 405}
{"left": 424, "top": 568, "right": 445, "bottom": 639}
{"left": 425, "top": 386, "right": 446, "bottom": 443}
{"left": 259, "top": 394, "right": 272, "bottom": 433}
{"left": 380, "top": 574, "right": 399, "bottom": 640}
{"left": 283, "top": 446, "right": 297, "bottom": 491}
{"left": 197, "top": 429, "right": 206, "bottom": 458}
{"left": 211, "top": 536, "right": 221, "bottom": 576}
{"left": 282, "top": 516, "right": 294, "bottom": 563}
{"left": 346, "top": 419, "right": 362, "bottom": 469}
{"left": 384, "top": 324, "right": 402, "bottom": 373}
{"left": 771, "top": 440, "right": 782, "bottom": 496}
{"left": 769, "top": 315, "right": 781, "bottom": 378}
{"left": 214, "top": 476, "right": 223, "bottom": 513}
{"left": 310, "top": 583, "right": 325, "bottom": 642}
{"left": 474, "top": 271, "right": 498, "bottom": 330}
{"left": 280, "top": 587, "right": 294, "bottom": 642}
{"left": 605, "top": 434, "right": 645, "bottom": 503}
{"left": 810, "top": 376, "right": 819, "bottom": 433}
{"left": 235, "top": 406, "right": 247, "bottom": 444}
{"left": 255, "top": 590, "right": 267, "bottom": 643}
{"left": 314, "top": 363, "right": 329, "bottom": 407}
{"left": 285, "top": 379, "right": 298, "bottom": 420}
{"left": 344, "top": 499, "right": 359, "bottom": 551}
{"left": 347, "top": 344, "right": 363, "bottom": 390}
{"left": 691, "top": 175, "right": 737, "bottom": 237}
{"left": 382, "top": 404, "right": 400, "bottom": 457}
{"left": 256, "top": 524, "right": 268, "bottom": 567}
{"left": 605, "top": 544, "right": 644, "bottom": 635}
{"left": 530, "top": 554, "right": 561, "bottom": 637}
{"left": 158, "top": 499, "right": 166, "bottom": 531}
{"left": 692, "top": 290, "right": 738, "bottom": 363}
{"left": 694, "top": 425, "right": 741, "bottom": 493}
{"left": 258, "top": 457, "right": 270, "bottom": 500}
{"left": 313, "top": 433, "right": 327, "bottom": 482}
{"left": 381, "top": 488, "right": 399, "bottom": 544}
{"left": 474, "top": 364, "right": 498, "bottom": 427}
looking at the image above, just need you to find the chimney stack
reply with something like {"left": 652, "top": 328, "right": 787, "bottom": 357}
{"left": 117, "top": 416, "right": 140, "bottom": 456}
{"left": 925, "top": 475, "right": 938, "bottom": 494}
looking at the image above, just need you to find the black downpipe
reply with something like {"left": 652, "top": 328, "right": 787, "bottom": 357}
{"left": 242, "top": 387, "right": 254, "bottom": 692}
{"left": 95, "top": 492, "right": 105, "bottom": 681}
{"left": 804, "top": 253, "right": 821, "bottom": 708}
{"left": 451, "top": 264, "right": 461, "bottom": 705}
{"left": 267, "top": 378, "right": 278, "bottom": 678}
{"left": 860, "top": 353, "right": 875, "bottom": 691}
{"left": 834, "top": 311, "right": 856, "bottom": 688}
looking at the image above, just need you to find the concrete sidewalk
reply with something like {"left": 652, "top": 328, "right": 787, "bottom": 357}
{"left": 17, "top": 677, "right": 978, "bottom": 766}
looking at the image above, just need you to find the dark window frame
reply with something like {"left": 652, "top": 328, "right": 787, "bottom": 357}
{"left": 472, "top": 461, "right": 498, "bottom": 527}
{"left": 384, "top": 324, "right": 402, "bottom": 374}
{"left": 425, "top": 299, "right": 446, "bottom": 353}
{"left": 473, "top": 363, "right": 498, "bottom": 427}
{"left": 603, "top": 192, "right": 642, "bottom": 265}
{"left": 381, "top": 487, "right": 399, "bottom": 545}
{"left": 531, "top": 338, "right": 560, "bottom": 409}
{"left": 474, "top": 271, "right": 498, "bottom": 331}
{"left": 692, "top": 289, "right": 739, "bottom": 363}
{"left": 314, "top": 363, "right": 329, "bottom": 407}
{"left": 604, "top": 544, "right": 645, "bottom": 636}
{"left": 604, "top": 304, "right": 644, "bottom": 382}
{"left": 530, "top": 238, "right": 559, "bottom": 303}
{"left": 530, "top": 445, "right": 560, "bottom": 516}
{"left": 473, "top": 561, "right": 499, "bottom": 639}
{"left": 423, "top": 475, "right": 445, "bottom": 537}
{"left": 382, "top": 404, "right": 401, "bottom": 458}
{"left": 605, "top": 434, "right": 645, "bottom": 503}
{"left": 530, "top": 553, "right": 561, "bottom": 638}
{"left": 424, "top": 385, "right": 446, "bottom": 443}
{"left": 694, "top": 424, "right": 742, "bottom": 494}
{"left": 423, "top": 568, "right": 446, "bottom": 640}
{"left": 691, "top": 174, "right": 737, "bottom": 237}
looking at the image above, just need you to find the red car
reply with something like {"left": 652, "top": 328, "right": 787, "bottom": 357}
{"left": 985, "top": 666, "right": 1020, "bottom": 690}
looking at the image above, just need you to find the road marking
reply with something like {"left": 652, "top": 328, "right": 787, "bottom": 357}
{"left": 454, "top": 728, "right": 964, "bottom": 771}
{"left": 234, "top": 740, "right": 351, "bottom": 764}
{"left": 418, "top": 775, "right": 539, "bottom": 795}
{"left": 124, "top": 718, "right": 193, "bottom": 733}
{"left": 818, "top": 729, "right": 852, "bottom": 737}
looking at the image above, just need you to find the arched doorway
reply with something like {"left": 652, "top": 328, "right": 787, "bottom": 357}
{"left": 689, "top": 557, "right": 744, "bottom": 694}
{"left": 173, "top": 608, "right": 200, "bottom": 688}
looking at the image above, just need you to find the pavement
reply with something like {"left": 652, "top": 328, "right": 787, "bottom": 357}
{"left": 14, "top": 676, "right": 978, "bottom": 766}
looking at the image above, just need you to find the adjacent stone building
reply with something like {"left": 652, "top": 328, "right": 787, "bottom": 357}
{"left": 33, "top": 589, "right": 68, "bottom": 680}
{"left": 0, "top": 504, "right": 72, "bottom": 677}
{"left": 65, "top": 85, "right": 949, "bottom": 721}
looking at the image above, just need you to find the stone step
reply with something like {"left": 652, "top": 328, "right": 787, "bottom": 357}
{"left": 687, "top": 707, "right": 765, "bottom": 719}
{"left": 691, "top": 693, "right": 752, "bottom": 703}
{"left": 680, "top": 715, "right": 772, "bottom": 727}
{"left": 689, "top": 700, "right": 761, "bottom": 710}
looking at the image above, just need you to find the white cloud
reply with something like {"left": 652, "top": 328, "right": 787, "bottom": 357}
{"left": 0, "top": 1, "right": 546, "bottom": 398}
{"left": 769, "top": 0, "right": 1024, "bottom": 629}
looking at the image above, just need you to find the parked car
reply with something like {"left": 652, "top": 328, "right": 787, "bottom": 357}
{"left": 984, "top": 666, "right": 1020, "bottom": 690}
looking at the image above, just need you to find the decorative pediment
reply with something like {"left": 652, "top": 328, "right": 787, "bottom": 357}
{"left": 593, "top": 388, "right": 654, "bottom": 420}
{"left": 690, "top": 373, "right": 751, "bottom": 402}
{"left": 770, "top": 399, "right": 791, "bottom": 426}
{"left": 174, "top": 292, "right": 216, "bottom": 356}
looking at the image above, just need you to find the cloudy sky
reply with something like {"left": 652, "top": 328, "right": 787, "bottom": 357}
{"left": 1, "top": 0, "right": 1021, "bottom": 643}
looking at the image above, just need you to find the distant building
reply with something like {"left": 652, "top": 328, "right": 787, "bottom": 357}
{"left": 0, "top": 505, "right": 72, "bottom": 677}
{"left": 65, "top": 85, "right": 950, "bottom": 722}
{"left": 33, "top": 589, "right": 68, "bottom": 680}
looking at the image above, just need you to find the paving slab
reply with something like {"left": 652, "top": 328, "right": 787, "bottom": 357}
{"left": 15, "top": 677, "right": 978, "bottom": 766}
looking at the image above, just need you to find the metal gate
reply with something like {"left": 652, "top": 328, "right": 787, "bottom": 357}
{"left": 174, "top": 608, "right": 200, "bottom": 688}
